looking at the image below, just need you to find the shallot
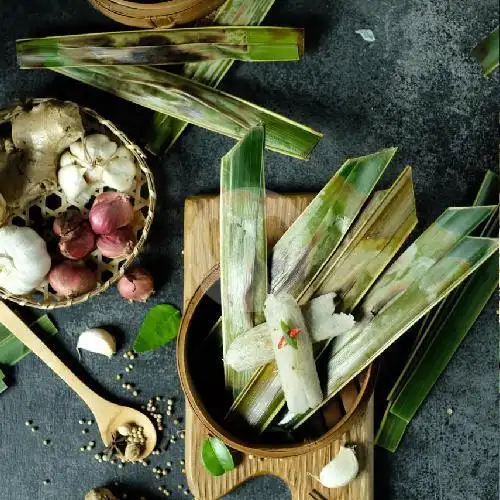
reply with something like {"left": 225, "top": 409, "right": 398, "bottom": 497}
{"left": 117, "top": 267, "right": 154, "bottom": 302}
{"left": 89, "top": 192, "right": 134, "bottom": 235}
{"left": 53, "top": 209, "right": 85, "bottom": 237}
{"left": 48, "top": 261, "right": 97, "bottom": 297}
{"left": 59, "top": 221, "right": 96, "bottom": 260}
{"left": 96, "top": 226, "right": 136, "bottom": 258}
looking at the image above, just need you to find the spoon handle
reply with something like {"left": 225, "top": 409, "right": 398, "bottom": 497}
{"left": 0, "top": 301, "right": 107, "bottom": 413}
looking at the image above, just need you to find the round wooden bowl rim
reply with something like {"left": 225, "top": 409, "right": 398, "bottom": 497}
{"left": 177, "top": 264, "right": 375, "bottom": 458}
{"left": 0, "top": 97, "right": 156, "bottom": 309}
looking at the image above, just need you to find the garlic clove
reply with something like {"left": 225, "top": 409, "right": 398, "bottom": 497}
{"left": 69, "top": 140, "right": 88, "bottom": 163}
{"left": 59, "top": 150, "right": 78, "bottom": 167}
{"left": 318, "top": 445, "right": 359, "bottom": 488}
{"left": 113, "top": 145, "right": 134, "bottom": 161}
{"left": 102, "top": 154, "right": 136, "bottom": 191}
{"left": 58, "top": 165, "right": 92, "bottom": 203}
{"left": 84, "top": 134, "right": 118, "bottom": 161}
{"left": 0, "top": 256, "right": 42, "bottom": 294}
{"left": 77, "top": 328, "right": 116, "bottom": 358}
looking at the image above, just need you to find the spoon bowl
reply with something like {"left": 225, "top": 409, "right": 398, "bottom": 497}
{"left": 96, "top": 403, "right": 157, "bottom": 459}
{"left": 0, "top": 301, "right": 157, "bottom": 460}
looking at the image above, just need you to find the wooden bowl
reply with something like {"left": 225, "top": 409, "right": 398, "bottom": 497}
{"left": 0, "top": 98, "right": 155, "bottom": 309}
{"left": 177, "top": 265, "right": 375, "bottom": 458}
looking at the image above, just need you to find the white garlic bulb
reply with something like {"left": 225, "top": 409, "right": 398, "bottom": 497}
{"left": 58, "top": 134, "right": 136, "bottom": 202}
{"left": 0, "top": 225, "right": 51, "bottom": 294}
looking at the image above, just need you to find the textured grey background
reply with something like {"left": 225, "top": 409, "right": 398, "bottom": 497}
{"left": 0, "top": 0, "right": 498, "bottom": 499}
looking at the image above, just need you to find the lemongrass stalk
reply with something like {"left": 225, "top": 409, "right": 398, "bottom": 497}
{"left": 271, "top": 148, "right": 397, "bottom": 298}
{"left": 17, "top": 27, "right": 304, "bottom": 68}
{"left": 53, "top": 65, "right": 322, "bottom": 160}
{"left": 472, "top": 25, "right": 499, "bottom": 77}
{"left": 264, "top": 293, "right": 322, "bottom": 413}
{"left": 229, "top": 165, "right": 417, "bottom": 430}
{"left": 225, "top": 292, "right": 355, "bottom": 372}
{"left": 220, "top": 125, "right": 267, "bottom": 396}
{"left": 146, "top": 0, "right": 278, "bottom": 154}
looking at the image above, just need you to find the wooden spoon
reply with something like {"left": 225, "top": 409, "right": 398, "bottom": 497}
{"left": 0, "top": 301, "right": 157, "bottom": 459}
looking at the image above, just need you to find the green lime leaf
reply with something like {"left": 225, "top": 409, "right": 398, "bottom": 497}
{"left": 280, "top": 320, "right": 290, "bottom": 333}
{"left": 201, "top": 436, "right": 235, "bottom": 476}
{"left": 133, "top": 304, "right": 181, "bottom": 353}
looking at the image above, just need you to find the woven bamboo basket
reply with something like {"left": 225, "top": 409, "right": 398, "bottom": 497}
{"left": 87, "top": 0, "right": 226, "bottom": 28}
{"left": 0, "top": 98, "right": 156, "bottom": 309}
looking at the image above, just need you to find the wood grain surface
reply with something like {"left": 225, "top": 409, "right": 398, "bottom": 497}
{"left": 182, "top": 193, "right": 374, "bottom": 500}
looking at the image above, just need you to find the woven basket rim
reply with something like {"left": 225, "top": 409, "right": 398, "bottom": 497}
{"left": 0, "top": 97, "right": 156, "bottom": 310}
{"left": 88, "top": 0, "right": 225, "bottom": 28}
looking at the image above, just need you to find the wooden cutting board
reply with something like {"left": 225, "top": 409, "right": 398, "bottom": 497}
{"left": 182, "top": 193, "right": 374, "bottom": 500}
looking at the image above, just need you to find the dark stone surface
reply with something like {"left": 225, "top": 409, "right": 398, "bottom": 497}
{"left": 0, "top": 0, "right": 498, "bottom": 499}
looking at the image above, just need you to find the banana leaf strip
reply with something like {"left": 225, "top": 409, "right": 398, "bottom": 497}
{"left": 472, "top": 25, "right": 499, "bottom": 77}
{"left": 146, "top": 0, "right": 278, "bottom": 154}
{"left": 220, "top": 125, "right": 267, "bottom": 397}
{"left": 229, "top": 164, "right": 418, "bottom": 431}
{"left": 53, "top": 65, "right": 322, "bottom": 160}
{"left": 0, "top": 314, "right": 57, "bottom": 366}
{"left": 271, "top": 148, "right": 397, "bottom": 298}
{"left": 17, "top": 27, "right": 304, "bottom": 68}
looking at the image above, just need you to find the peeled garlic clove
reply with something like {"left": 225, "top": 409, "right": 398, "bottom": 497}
{"left": 77, "top": 328, "right": 116, "bottom": 358}
{"left": 319, "top": 445, "right": 359, "bottom": 488}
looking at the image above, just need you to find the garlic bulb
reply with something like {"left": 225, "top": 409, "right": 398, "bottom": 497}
{"left": 0, "top": 225, "right": 51, "bottom": 294}
{"left": 318, "top": 445, "right": 359, "bottom": 488}
{"left": 77, "top": 328, "right": 116, "bottom": 357}
{"left": 58, "top": 134, "right": 136, "bottom": 202}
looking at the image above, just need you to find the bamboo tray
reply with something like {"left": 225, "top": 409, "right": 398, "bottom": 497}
{"left": 181, "top": 193, "right": 374, "bottom": 500}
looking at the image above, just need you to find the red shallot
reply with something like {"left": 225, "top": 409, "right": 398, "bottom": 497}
{"left": 117, "top": 267, "right": 154, "bottom": 302}
{"left": 59, "top": 221, "right": 96, "bottom": 260}
{"left": 89, "top": 192, "right": 134, "bottom": 235}
{"left": 48, "top": 261, "right": 97, "bottom": 297}
{"left": 96, "top": 226, "right": 136, "bottom": 258}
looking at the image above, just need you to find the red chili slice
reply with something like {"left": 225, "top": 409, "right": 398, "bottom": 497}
{"left": 288, "top": 328, "right": 301, "bottom": 338}
{"left": 277, "top": 336, "right": 287, "bottom": 349}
